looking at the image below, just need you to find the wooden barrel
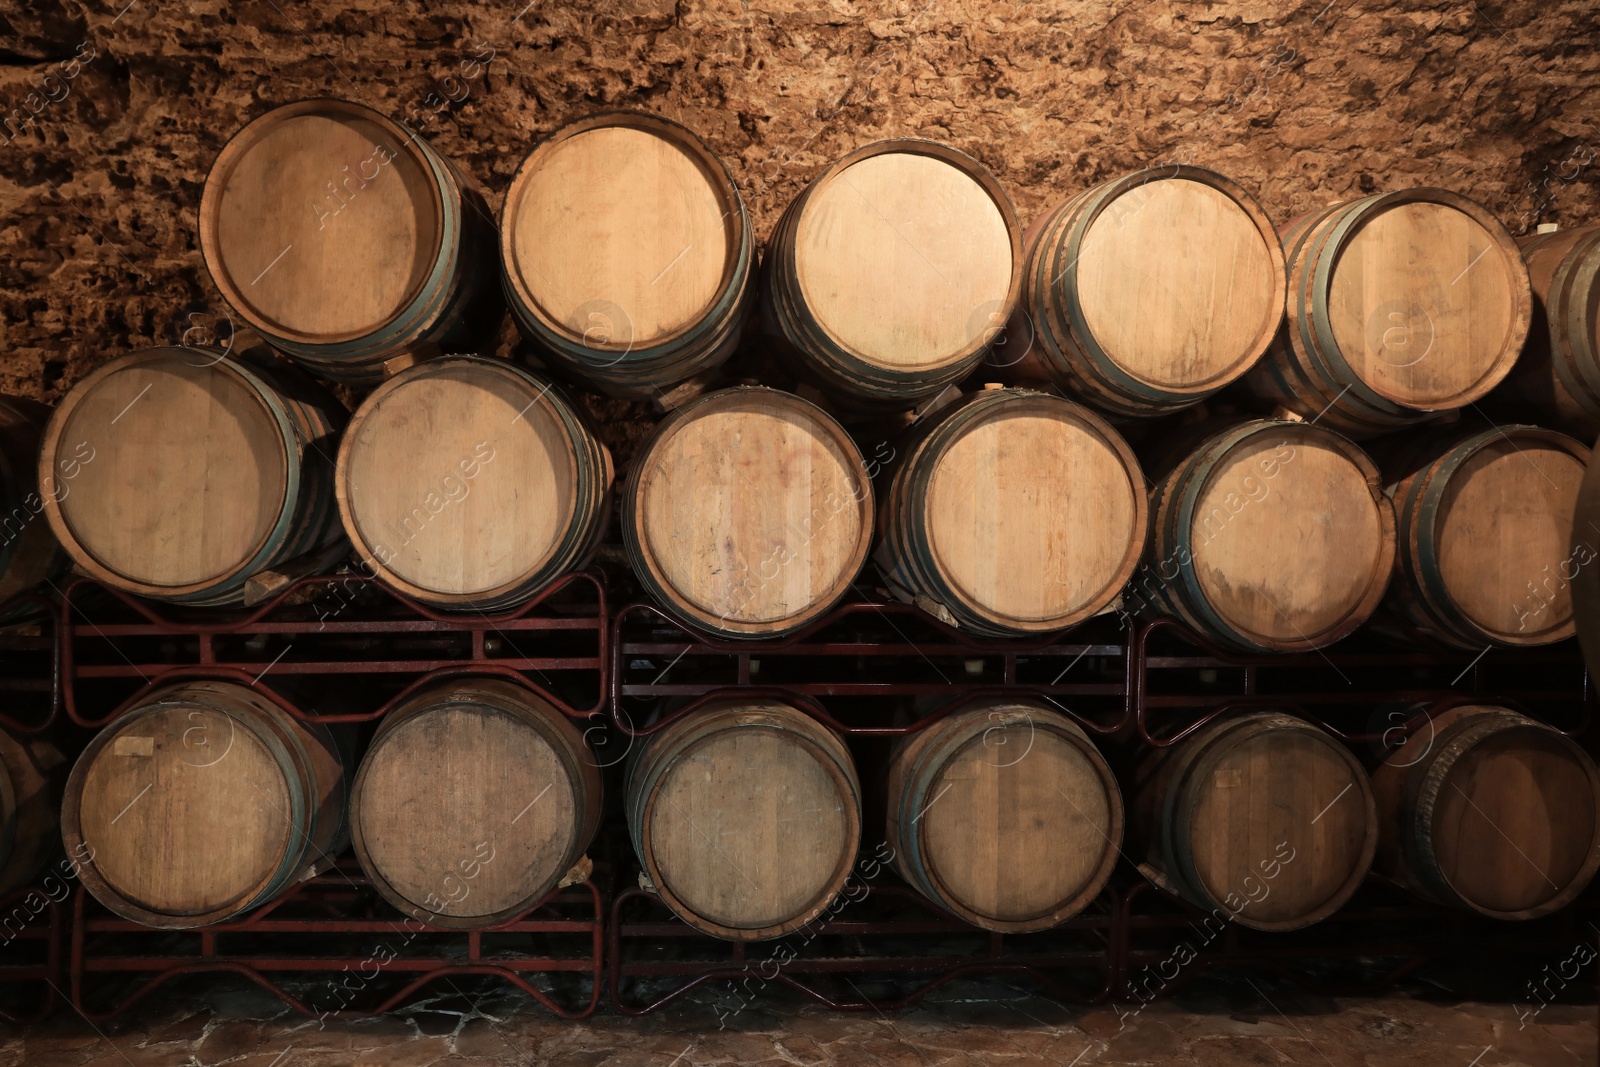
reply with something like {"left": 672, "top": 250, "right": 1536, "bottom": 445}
{"left": 1373, "top": 705, "right": 1600, "bottom": 919}
{"left": 61, "top": 681, "right": 346, "bottom": 929}
{"left": 886, "top": 700, "right": 1121, "bottom": 932}
{"left": 623, "top": 387, "right": 873, "bottom": 638}
{"left": 875, "top": 388, "right": 1145, "bottom": 636}
{"left": 1137, "top": 418, "right": 1396, "bottom": 653}
{"left": 1131, "top": 711, "right": 1377, "bottom": 931}
{"left": 1385, "top": 425, "right": 1589, "bottom": 649}
{"left": 501, "top": 112, "right": 754, "bottom": 399}
{"left": 0, "top": 396, "right": 67, "bottom": 612}
{"left": 1009, "top": 165, "right": 1285, "bottom": 418}
{"left": 0, "top": 729, "right": 67, "bottom": 895}
{"left": 39, "top": 347, "right": 345, "bottom": 607}
{"left": 1488, "top": 224, "right": 1600, "bottom": 438}
{"left": 1573, "top": 440, "right": 1600, "bottom": 678}
{"left": 626, "top": 698, "right": 861, "bottom": 940}
{"left": 336, "top": 356, "right": 611, "bottom": 612}
{"left": 200, "top": 99, "right": 502, "bottom": 384}
{"left": 349, "top": 679, "right": 601, "bottom": 928}
{"left": 1247, "top": 189, "right": 1530, "bottom": 437}
{"left": 762, "top": 140, "right": 1023, "bottom": 407}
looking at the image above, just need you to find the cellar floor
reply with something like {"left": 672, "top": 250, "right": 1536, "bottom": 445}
{"left": 3, "top": 975, "right": 1594, "bottom": 1067}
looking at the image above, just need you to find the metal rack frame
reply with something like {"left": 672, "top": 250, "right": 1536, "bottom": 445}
{"left": 59, "top": 569, "right": 608, "bottom": 726}
{"left": 70, "top": 861, "right": 605, "bottom": 1021}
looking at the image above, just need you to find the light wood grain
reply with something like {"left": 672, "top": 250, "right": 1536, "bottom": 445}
{"left": 794, "top": 151, "right": 1013, "bottom": 370}
{"left": 1076, "top": 177, "right": 1279, "bottom": 388}
{"left": 1146, "top": 419, "right": 1395, "bottom": 652}
{"left": 895, "top": 390, "right": 1144, "bottom": 633}
{"left": 51, "top": 355, "right": 288, "bottom": 587}
{"left": 505, "top": 124, "right": 730, "bottom": 347}
{"left": 1014, "top": 166, "right": 1285, "bottom": 417}
{"left": 1387, "top": 426, "right": 1589, "bottom": 648}
{"left": 1328, "top": 201, "right": 1517, "bottom": 406}
{"left": 343, "top": 361, "right": 571, "bottom": 596}
{"left": 1247, "top": 190, "right": 1529, "bottom": 436}
{"left": 1193, "top": 435, "right": 1383, "bottom": 641}
{"left": 350, "top": 679, "right": 601, "bottom": 927}
{"left": 627, "top": 700, "right": 861, "bottom": 940}
{"left": 1436, "top": 439, "right": 1584, "bottom": 637}
{"left": 886, "top": 702, "right": 1122, "bottom": 931}
{"left": 40, "top": 347, "right": 346, "bottom": 606}
{"left": 203, "top": 104, "right": 441, "bottom": 343}
{"left": 626, "top": 387, "right": 871, "bottom": 637}
{"left": 63, "top": 682, "right": 348, "bottom": 929}
{"left": 924, "top": 400, "right": 1138, "bottom": 624}
{"left": 1133, "top": 712, "right": 1377, "bottom": 931}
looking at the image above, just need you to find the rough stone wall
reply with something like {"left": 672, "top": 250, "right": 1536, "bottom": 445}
{"left": 1, "top": 0, "right": 1597, "bottom": 433}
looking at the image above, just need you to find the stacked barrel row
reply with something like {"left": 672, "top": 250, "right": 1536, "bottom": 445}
{"left": 41, "top": 689, "right": 1600, "bottom": 937}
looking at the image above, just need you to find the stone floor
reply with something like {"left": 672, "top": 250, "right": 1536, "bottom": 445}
{"left": 3, "top": 973, "right": 1595, "bottom": 1067}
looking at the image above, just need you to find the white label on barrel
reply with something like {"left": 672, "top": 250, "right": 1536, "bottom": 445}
{"left": 1213, "top": 768, "right": 1244, "bottom": 788}
{"left": 113, "top": 736, "right": 155, "bottom": 757}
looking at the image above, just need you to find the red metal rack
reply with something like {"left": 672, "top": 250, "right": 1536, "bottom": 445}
{"left": 1129, "top": 615, "right": 1594, "bottom": 748}
{"left": 59, "top": 569, "right": 608, "bottom": 727}
{"left": 70, "top": 858, "right": 605, "bottom": 1021}
{"left": 0, "top": 884, "right": 65, "bottom": 1024}
{"left": 610, "top": 595, "right": 1130, "bottom": 739}
{"left": 59, "top": 569, "right": 611, "bottom": 1020}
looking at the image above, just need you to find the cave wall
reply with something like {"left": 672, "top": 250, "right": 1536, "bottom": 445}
{"left": 1, "top": 0, "right": 1596, "bottom": 426}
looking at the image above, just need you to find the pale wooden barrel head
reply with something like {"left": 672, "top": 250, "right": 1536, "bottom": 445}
{"left": 1191, "top": 431, "right": 1386, "bottom": 644}
{"left": 634, "top": 391, "right": 869, "bottom": 631}
{"left": 1188, "top": 728, "right": 1371, "bottom": 927}
{"left": 1077, "top": 178, "right": 1279, "bottom": 388}
{"left": 77, "top": 705, "right": 292, "bottom": 919}
{"left": 924, "top": 401, "right": 1139, "bottom": 625}
{"left": 919, "top": 721, "right": 1113, "bottom": 924}
{"left": 1431, "top": 727, "right": 1599, "bottom": 915}
{"left": 1327, "top": 201, "right": 1518, "bottom": 407}
{"left": 355, "top": 704, "right": 578, "bottom": 920}
{"left": 54, "top": 357, "right": 288, "bottom": 588}
{"left": 340, "top": 361, "right": 576, "bottom": 597}
{"left": 505, "top": 122, "right": 732, "bottom": 348}
{"left": 795, "top": 151, "right": 1014, "bottom": 371}
{"left": 647, "top": 724, "right": 853, "bottom": 930}
{"left": 203, "top": 103, "right": 442, "bottom": 342}
{"left": 1435, "top": 439, "right": 1584, "bottom": 640}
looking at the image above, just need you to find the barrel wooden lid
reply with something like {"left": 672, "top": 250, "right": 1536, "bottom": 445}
{"left": 917, "top": 717, "right": 1116, "bottom": 925}
{"left": 1184, "top": 722, "right": 1373, "bottom": 928}
{"left": 1429, "top": 722, "right": 1599, "bottom": 915}
{"left": 644, "top": 722, "right": 854, "bottom": 930}
{"left": 1076, "top": 177, "right": 1280, "bottom": 388}
{"left": 502, "top": 114, "right": 738, "bottom": 349}
{"left": 794, "top": 146, "right": 1016, "bottom": 371}
{"left": 1189, "top": 426, "right": 1391, "bottom": 645}
{"left": 47, "top": 352, "right": 289, "bottom": 589}
{"left": 923, "top": 396, "right": 1142, "bottom": 626}
{"left": 1433, "top": 435, "right": 1585, "bottom": 641}
{"left": 200, "top": 99, "right": 443, "bottom": 344}
{"left": 338, "top": 359, "right": 577, "bottom": 598}
{"left": 1325, "top": 198, "right": 1522, "bottom": 407}
{"left": 630, "top": 388, "right": 871, "bottom": 633}
{"left": 76, "top": 705, "right": 292, "bottom": 918}
{"left": 354, "top": 702, "right": 578, "bottom": 921}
